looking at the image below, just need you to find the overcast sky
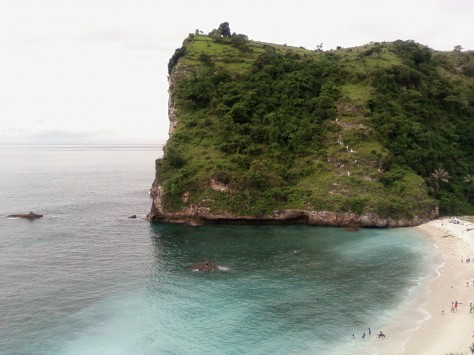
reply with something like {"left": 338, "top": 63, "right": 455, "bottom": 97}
{"left": 0, "top": 0, "right": 473, "bottom": 145}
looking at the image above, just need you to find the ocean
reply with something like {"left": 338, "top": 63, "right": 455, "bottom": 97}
{"left": 0, "top": 145, "right": 439, "bottom": 355}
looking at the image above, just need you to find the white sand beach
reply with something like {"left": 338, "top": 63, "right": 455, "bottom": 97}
{"left": 399, "top": 217, "right": 474, "bottom": 354}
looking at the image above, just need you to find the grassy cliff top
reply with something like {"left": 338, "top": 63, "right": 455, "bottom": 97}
{"left": 157, "top": 29, "right": 474, "bottom": 219}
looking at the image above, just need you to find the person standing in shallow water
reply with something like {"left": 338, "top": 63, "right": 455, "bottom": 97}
{"left": 362, "top": 332, "right": 365, "bottom": 339}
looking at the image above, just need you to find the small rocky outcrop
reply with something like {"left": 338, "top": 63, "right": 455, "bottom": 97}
{"left": 188, "top": 261, "right": 220, "bottom": 272}
{"left": 128, "top": 215, "right": 138, "bottom": 219}
{"left": 7, "top": 211, "right": 43, "bottom": 219}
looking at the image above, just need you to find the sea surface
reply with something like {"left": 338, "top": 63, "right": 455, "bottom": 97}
{"left": 0, "top": 145, "right": 439, "bottom": 355}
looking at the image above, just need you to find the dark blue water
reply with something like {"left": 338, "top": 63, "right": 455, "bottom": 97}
{"left": 0, "top": 145, "right": 437, "bottom": 354}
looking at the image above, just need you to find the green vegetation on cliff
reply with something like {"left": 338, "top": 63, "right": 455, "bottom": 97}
{"left": 158, "top": 25, "right": 474, "bottom": 219}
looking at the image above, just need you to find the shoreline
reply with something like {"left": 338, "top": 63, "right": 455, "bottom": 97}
{"left": 389, "top": 217, "right": 474, "bottom": 354}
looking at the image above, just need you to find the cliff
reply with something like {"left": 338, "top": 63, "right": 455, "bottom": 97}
{"left": 148, "top": 29, "right": 474, "bottom": 226}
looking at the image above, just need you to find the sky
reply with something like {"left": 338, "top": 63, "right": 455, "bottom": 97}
{"left": 0, "top": 0, "right": 473, "bottom": 145}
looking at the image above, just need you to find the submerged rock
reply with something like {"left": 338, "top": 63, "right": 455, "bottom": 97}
{"left": 128, "top": 215, "right": 138, "bottom": 219}
{"left": 188, "top": 261, "right": 220, "bottom": 272}
{"left": 7, "top": 211, "right": 43, "bottom": 219}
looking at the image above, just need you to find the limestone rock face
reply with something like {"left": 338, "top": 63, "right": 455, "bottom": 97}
{"left": 167, "top": 71, "right": 178, "bottom": 136}
{"left": 167, "top": 62, "right": 192, "bottom": 137}
{"left": 147, "top": 182, "right": 438, "bottom": 227}
{"left": 147, "top": 180, "right": 165, "bottom": 221}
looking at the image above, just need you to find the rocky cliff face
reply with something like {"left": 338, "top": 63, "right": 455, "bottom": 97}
{"left": 148, "top": 179, "right": 437, "bottom": 226}
{"left": 167, "top": 63, "right": 180, "bottom": 136}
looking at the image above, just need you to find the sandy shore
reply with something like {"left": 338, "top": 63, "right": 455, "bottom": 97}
{"left": 398, "top": 217, "right": 474, "bottom": 354}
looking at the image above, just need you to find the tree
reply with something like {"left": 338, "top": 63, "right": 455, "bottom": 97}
{"left": 430, "top": 168, "right": 450, "bottom": 195}
{"left": 168, "top": 46, "right": 187, "bottom": 74}
{"left": 465, "top": 174, "right": 474, "bottom": 201}
{"left": 218, "top": 22, "right": 231, "bottom": 38}
{"left": 231, "top": 33, "right": 249, "bottom": 47}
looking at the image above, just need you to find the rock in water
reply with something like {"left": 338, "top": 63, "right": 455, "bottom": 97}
{"left": 345, "top": 224, "right": 359, "bottom": 232}
{"left": 7, "top": 211, "right": 43, "bottom": 219}
{"left": 188, "top": 261, "right": 220, "bottom": 272}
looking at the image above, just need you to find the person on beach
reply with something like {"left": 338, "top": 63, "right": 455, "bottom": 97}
{"left": 368, "top": 327, "right": 371, "bottom": 335}
{"left": 378, "top": 331, "right": 386, "bottom": 338}
{"left": 362, "top": 332, "right": 366, "bottom": 339}
{"left": 455, "top": 300, "right": 459, "bottom": 311}
{"left": 352, "top": 334, "right": 355, "bottom": 340}
{"left": 451, "top": 302, "right": 456, "bottom": 313}
{"left": 442, "top": 307, "right": 445, "bottom": 315}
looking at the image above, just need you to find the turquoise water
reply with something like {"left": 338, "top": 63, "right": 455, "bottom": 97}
{"left": 0, "top": 145, "right": 437, "bottom": 354}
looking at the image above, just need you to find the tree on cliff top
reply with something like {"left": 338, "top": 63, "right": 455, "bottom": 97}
{"left": 218, "top": 22, "right": 231, "bottom": 38}
{"left": 209, "top": 22, "right": 232, "bottom": 38}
